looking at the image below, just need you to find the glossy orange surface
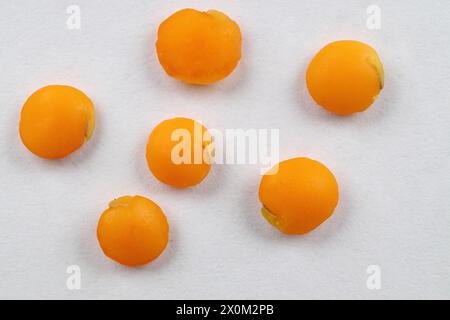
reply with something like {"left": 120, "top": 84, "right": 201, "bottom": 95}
{"left": 259, "top": 157, "right": 339, "bottom": 235}
{"left": 19, "top": 85, "right": 95, "bottom": 159}
{"left": 306, "top": 40, "right": 384, "bottom": 115}
{"left": 146, "top": 117, "right": 213, "bottom": 188}
{"left": 156, "top": 8, "right": 242, "bottom": 84}
{"left": 97, "top": 196, "right": 169, "bottom": 267}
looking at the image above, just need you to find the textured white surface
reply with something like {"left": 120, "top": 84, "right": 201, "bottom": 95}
{"left": 0, "top": 0, "right": 450, "bottom": 299}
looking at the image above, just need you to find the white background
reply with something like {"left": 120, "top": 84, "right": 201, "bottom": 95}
{"left": 0, "top": 0, "right": 449, "bottom": 299}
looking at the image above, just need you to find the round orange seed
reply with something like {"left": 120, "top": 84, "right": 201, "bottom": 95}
{"left": 306, "top": 40, "right": 384, "bottom": 115}
{"left": 97, "top": 195, "right": 169, "bottom": 267}
{"left": 259, "top": 157, "right": 339, "bottom": 235}
{"left": 156, "top": 8, "right": 242, "bottom": 85}
{"left": 146, "top": 117, "right": 213, "bottom": 188}
{"left": 19, "top": 85, "right": 95, "bottom": 159}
